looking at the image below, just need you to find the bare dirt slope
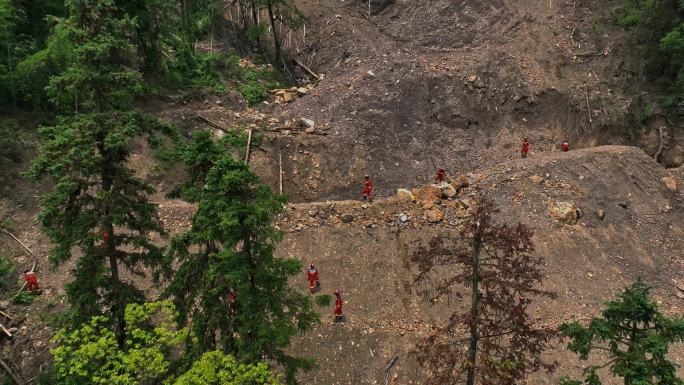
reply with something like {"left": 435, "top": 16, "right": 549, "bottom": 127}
{"left": 241, "top": 0, "right": 654, "bottom": 202}
{"left": 274, "top": 146, "right": 683, "bottom": 384}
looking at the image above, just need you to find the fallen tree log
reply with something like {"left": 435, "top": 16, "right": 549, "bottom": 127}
{"left": 0, "top": 358, "right": 24, "bottom": 385}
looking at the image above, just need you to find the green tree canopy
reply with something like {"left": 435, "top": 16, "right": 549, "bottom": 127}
{"left": 560, "top": 279, "right": 684, "bottom": 385}
{"left": 166, "top": 131, "right": 318, "bottom": 383}
{"left": 51, "top": 301, "right": 188, "bottom": 385}
{"left": 173, "top": 351, "right": 280, "bottom": 385}
{"left": 29, "top": 0, "right": 174, "bottom": 344}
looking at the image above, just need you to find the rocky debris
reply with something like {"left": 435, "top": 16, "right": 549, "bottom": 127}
{"left": 425, "top": 208, "right": 444, "bottom": 223}
{"left": 396, "top": 189, "right": 413, "bottom": 201}
{"left": 440, "top": 183, "right": 458, "bottom": 199}
{"left": 413, "top": 185, "right": 442, "bottom": 205}
{"left": 270, "top": 84, "right": 316, "bottom": 103}
{"left": 549, "top": 201, "right": 580, "bottom": 225}
{"left": 399, "top": 213, "right": 409, "bottom": 223}
{"left": 340, "top": 213, "right": 355, "bottom": 223}
{"left": 300, "top": 118, "right": 315, "bottom": 128}
{"left": 529, "top": 175, "right": 544, "bottom": 184}
{"left": 452, "top": 175, "right": 470, "bottom": 190}
{"left": 594, "top": 208, "right": 605, "bottom": 220}
{"left": 662, "top": 175, "right": 678, "bottom": 192}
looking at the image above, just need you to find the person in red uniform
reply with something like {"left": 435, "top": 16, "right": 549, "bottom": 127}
{"left": 435, "top": 168, "right": 447, "bottom": 184}
{"left": 23, "top": 269, "right": 41, "bottom": 294}
{"left": 560, "top": 140, "right": 569, "bottom": 152}
{"left": 334, "top": 289, "right": 344, "bottom": 322}
{"left": 307, "top": 262, "right": 320, "bottom": 293}
{"left": 521, "top": 138, "right": 530, "bottom": 158}
{"left": 362, "top": 175, "right": 373, "bottom": 202}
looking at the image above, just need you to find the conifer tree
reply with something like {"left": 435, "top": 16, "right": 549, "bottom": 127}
{"left": 167, "top": 131, "right": 318, "bottom": 383}
{"left": 560, "top": 279, "right": 684, "bottom": 385}
{"left": 411, "top": 196, "right": 559, "bottom": 385}
{"left": 29, "top": 0, "right": 172, "bottom": 345}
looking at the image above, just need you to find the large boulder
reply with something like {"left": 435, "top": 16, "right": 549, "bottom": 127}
{"left": 396, "top": 188, "right": 414, "bottom": 201}
{"left": 439, "top": 183, "right": 458, "bottom": 199}
{"left": 549, "top": 201, "right": 580, "bottom": 225}
{"left": 413, "top": 185, "right": 442, "bottom": 205}
{"left": 662, "top": 175, "right": 678, "bottom": 191}
{"left": 425, "top": 208, "right": 444, "bottom": 223}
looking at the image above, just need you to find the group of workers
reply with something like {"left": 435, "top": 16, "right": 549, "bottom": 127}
{"left": 521, "top": 138, "right": 570, "bottom": 158}
{"left": 17, "top": 137, "right": 572, "bottom": 324}
{"left": 360, "top": 138, "right": 572, "bottom": 202}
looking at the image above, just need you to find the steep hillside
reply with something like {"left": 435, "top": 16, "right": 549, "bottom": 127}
{"left": 154, "top": 146, "right": 684, "bottom": 384}
{"left": 1, "top": 0, "right": 683, "bottom": 383}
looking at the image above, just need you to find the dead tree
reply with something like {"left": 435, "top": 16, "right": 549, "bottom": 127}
{"left": 411, "top": 196, "right": 559, "bottom": 385}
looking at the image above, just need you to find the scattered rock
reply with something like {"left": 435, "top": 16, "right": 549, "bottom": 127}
{"left": 440, "top": 183, "right": 458, "bottom": 199}
{"left": 549, "top": 201, "right": 580, "bottom": 224}
{"left": 282, "top": 92, "right": 295, "bottom": 103}
{"left": 396, "top": 189, "right": 414, "bottom": 201}
{"left": 594, "top": 208, "right": 605, "bottom": 220}
{"left": 300, "top": 118, "right": 315, "bottom": 128}
{"left": 452, "top": 175, "right": 470, "bottom": 190}
{"left": 674, "top": 279, "right": 684, "bottom": 292}
{"left": 587, "top": 272, "right": 594, "bottom": 278}
{"left": 366, "top": 70, "right": 375, "bottom": 77}
{"left": 414, "top": 185, "right": 442, "bottom": 205}
{"left": 340, "top": 213, "right": 355, "bottom": 223}
{"left": 662, "top": 176, "right": 678, "bottom": 191}
{"left": 529, "top": 175, "right": 543, "bottom": 184}
{"left": 425, "top": 208, "right": 444, "bottom": 223}
{"left": 467, "top": 75, "right": 478, "bottom": 82}
{"left": 296, "top": 87, "right": 309, "bottom": 96}
{"left": 399, "top": 213, "right": 409, "bottom": 223}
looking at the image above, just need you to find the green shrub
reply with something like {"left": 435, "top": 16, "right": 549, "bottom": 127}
{"left": 315, "top": 294, "right": 332, "bottom": 307}
{"left": 13, "top": 290, "right": 35, "bottom": 304}
{"left": 238, "top": 67, "right": 284, "bottom": 106}
{"left": 0, "top": 254, "right": 15, "bottom": 295}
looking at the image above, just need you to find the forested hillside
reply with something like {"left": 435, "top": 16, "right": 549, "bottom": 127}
{"left": 0, "top": 0, "right": 683, "bottom": 384}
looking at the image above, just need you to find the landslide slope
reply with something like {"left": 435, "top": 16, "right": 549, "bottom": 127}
{"left": 246, "top": 0, "right": 648, "bottom": 202}
{"left": 266, "top": 146, "right": 683, "bottom": 384}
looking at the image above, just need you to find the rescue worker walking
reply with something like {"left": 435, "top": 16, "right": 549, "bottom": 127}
{"left": 521, "top": 138, "right": 530, "bottom": 158}
{"left": 560, "top": 140, "right": 569, "bottom": 152}
{"left": 334, "top": 289, "right": 344, "bottom": 322}
{"left": 307, "top": 262, "right": 320, "bottom": 293}
{"left": 23, "top": 269, "right": 41, "bottom": 294}
{"left": 435, "top": 168, "right": 447, "bottom": 184}
{"left": 362, "top": 175, "right": 373, "bottom": 202}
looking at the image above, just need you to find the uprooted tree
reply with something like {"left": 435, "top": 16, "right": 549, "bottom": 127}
{"left": 411, "top": 196, "right": 559, "bottom": 385}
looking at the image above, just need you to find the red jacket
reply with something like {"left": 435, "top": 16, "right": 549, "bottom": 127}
{"left": 24, "top": 271, "right": 38, "bottom": 284}
{"left": 334, "top": 296, "right": 343, "bottom": 315}
{"left": 362, "top": 180, "right": 373, "bottom": 195}
{"left": 521, "top": 141, "right": 529, "bottom": 154}
{"left": 435, "top": 169, "right": 446, "bottom": 183}
{"left": 307, "top": 268, "right": 319, "bottom": 285}
{"left": 560, "top": 142, "right": 569, "bottom": 152}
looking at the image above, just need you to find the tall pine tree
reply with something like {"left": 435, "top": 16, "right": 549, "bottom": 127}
{"left": 29, "top": 0, "right": 172, "bottom": 345}
{"left": 166, "top": 131, "right": 318, "bottom": 383}
{"left": 560, "top": 279, "right": 684, "bottom": 385}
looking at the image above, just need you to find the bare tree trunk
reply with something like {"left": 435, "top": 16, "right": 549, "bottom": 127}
{"left": 466, "top": 235, "right": 482, "bottom": 385}
{"left": 266, "top": 0, "right": 281, "bottom": 64}
{"left": 99, "top": 142, "right": 125, "bottom": 348}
